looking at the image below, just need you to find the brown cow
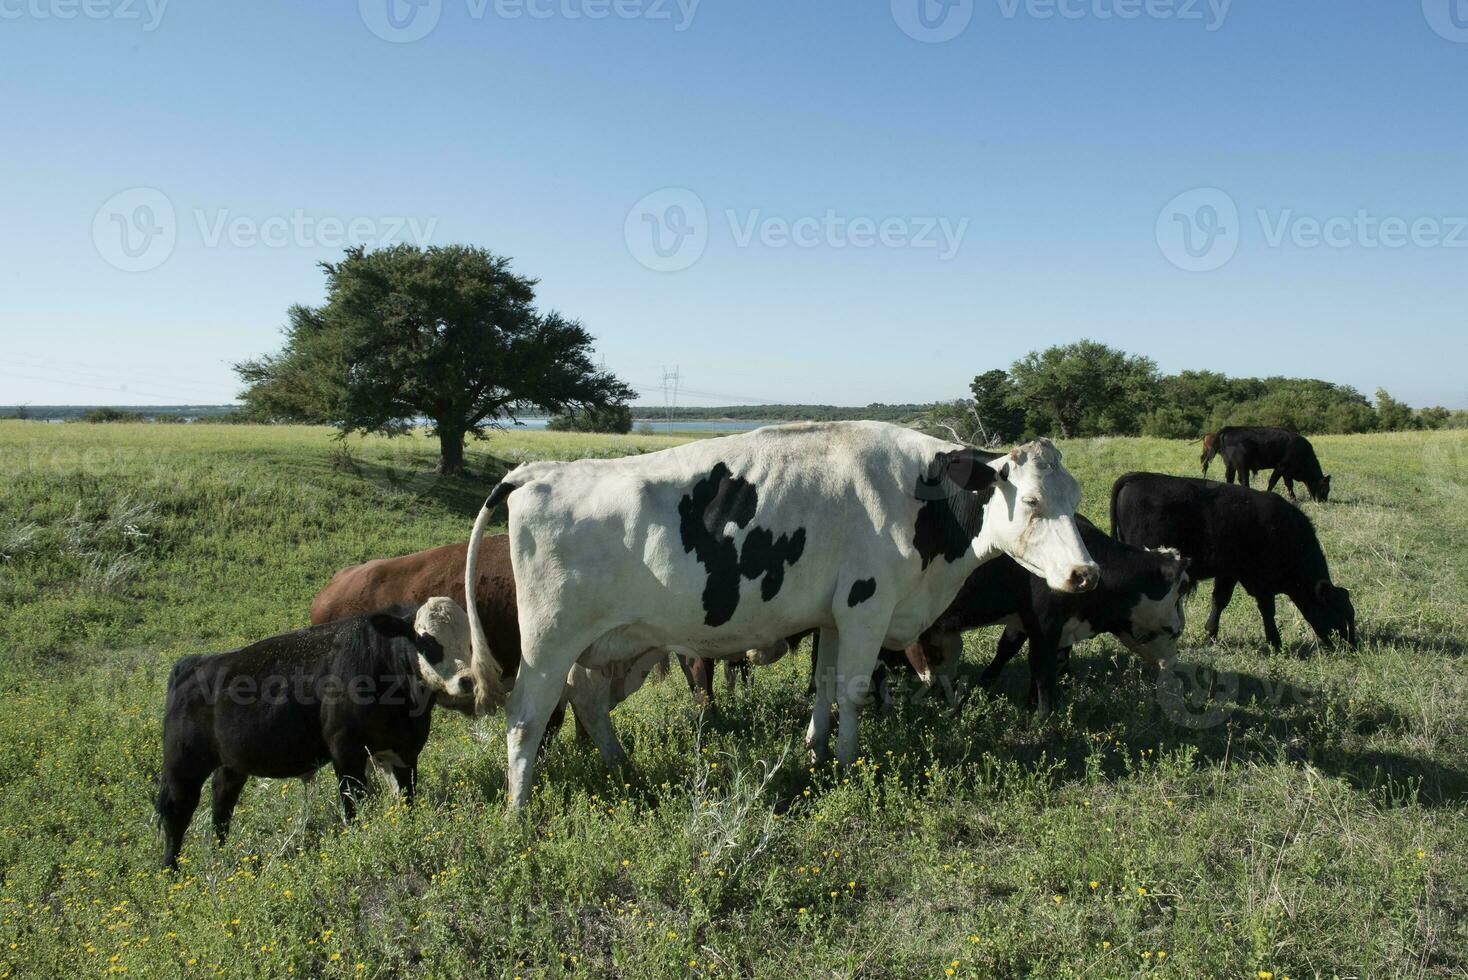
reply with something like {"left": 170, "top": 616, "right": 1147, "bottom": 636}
{"left": 311, "top": 536, "right": 667, "bottom": 740}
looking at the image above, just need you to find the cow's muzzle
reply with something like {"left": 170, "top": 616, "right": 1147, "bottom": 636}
{"left": 1057, "top": 562, "right": 1100, "bottom": 594}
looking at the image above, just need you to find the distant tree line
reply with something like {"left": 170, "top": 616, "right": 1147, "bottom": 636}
{"left": 0, "top": 405, "right": 243, "bottom": 423}
{"left": 926, "top": 340, "right": 1465, "bottom": 444}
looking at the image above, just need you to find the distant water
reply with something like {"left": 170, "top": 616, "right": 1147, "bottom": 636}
{"left": 516, "top": 418, "right": 772, "bottom": 433}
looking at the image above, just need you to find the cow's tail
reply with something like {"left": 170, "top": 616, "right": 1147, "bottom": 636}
{"left": 1199, "top": 432, "right": 1219, "bottom": 476}
{"left": 466, "top": 480, "right": 518, "bottom": 715}
{"left": 1109, "top": 475, "right": 1129, "bottom": 543}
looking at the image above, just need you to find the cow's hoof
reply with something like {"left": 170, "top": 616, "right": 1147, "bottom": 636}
{"left": 806, "top": 744, "right": 832, "bottom": 767}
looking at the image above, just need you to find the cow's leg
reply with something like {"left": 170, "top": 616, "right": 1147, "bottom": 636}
{"left": 157, "top": 768, "right": 207, "bottom": 870}
{"left": 1224, "top": 462, "right": 1236, "bottom": 484}
{"left": 1266, "top": 469, "right": 1282, "bottom": 494}
{"left": 539, "top": 698, "right": 570, "bottom": 755}
{"left": 1240, "top": 468, "right": 1252, "bottom": 488}
{"left": 392, "top": 762, "right": 417, "bottom": 806}
{"left": 981, "top": 626, "right": 1027, "bottom": 688}
{"left": 1283, "top": 476, "right": 1298, "bottom": 501}
{"left": 830, "top": 614, "right": 887, "bottom": 766}
{"left": 1254, "top": 592, "right": 1282, "bottom": 649}
{"left": 329, "top": 743, "right": 370, "bottom": 823}
{"left": 677, "top": 656, "right": 714, "bottom": 708}
{"left": 805, "top": 627, "right": 838, "bottom": 764}
{"left": 505, "top": 643, "right": 588, "bottom": 810}
{"left": 1026, "top": 627, "right": 1063, "bottom": 721}
{"left": 565, "top": 665, "right": 628, "bottom": 768}
{"left": 724, "top": 659, "right": 749, "bottom": 692}
{"left": 1205, "top": 577, "right": 1237, "bottom": 642}
{"left": 209, "top": 767, "right": 249, "bottom": 845}
{"left": 927, "top": 629, "right": 963, "bottom": 709}
{"left": 872, "top": 661, "right": 892, "bottom": 711}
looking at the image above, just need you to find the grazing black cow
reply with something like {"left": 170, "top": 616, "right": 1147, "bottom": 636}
{"left": 869, "top": 515, "right": 1190, "bottom": 720}
{"left": 1111, "top": 473, "right": 1356, "bottom": 651}
{"left": 156, "top": 599, "right": 475, "bottom": 869}
{"left": 1201, "top": 426, "right": 1331, "bottom": 502}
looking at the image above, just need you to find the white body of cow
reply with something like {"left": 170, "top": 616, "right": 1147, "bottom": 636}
{"left": 465, "top": 421, "right": 1097, "bottom": 808}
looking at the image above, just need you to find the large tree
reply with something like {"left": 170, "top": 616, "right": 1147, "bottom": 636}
{"left": 967, "top": 369, "right": 1025, "bottom": 444}
{"left": 1008, "top": 340, "right": 1161, "bottom": 438}
{"left": 236, "top": 245, "right": 633, "bottom": 474}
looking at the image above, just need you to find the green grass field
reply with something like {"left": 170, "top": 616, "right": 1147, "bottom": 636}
{"left": 0, "top": 422, "right": 1463, "bottom": 978}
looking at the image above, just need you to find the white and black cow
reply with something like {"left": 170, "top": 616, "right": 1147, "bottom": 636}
{"left": 156, "top": 598, "right": 475, "bottom": 869}
{"left": 464, "top": 421, "right": 1099, "bottom": 808}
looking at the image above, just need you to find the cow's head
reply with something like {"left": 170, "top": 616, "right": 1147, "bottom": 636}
{"left": 392, "top": 597, "right": 479, "bottom": 713}
{"left": 1309, "top": 474, "right": 1332, "bottom": 502}
{"left": 956, "top": 440, "right": 1099, "bottom": 593}
{"left": 1301, "top": 579, "right": 1356, "bottom": 649}
{"left": 1115, "top": 548, "right": 1190, "bottom": 666}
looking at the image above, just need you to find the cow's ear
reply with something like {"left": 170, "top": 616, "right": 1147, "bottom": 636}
{"left": 945, "top": 451, "right": 999, "bottom": 492}
{"left": 368, "top": 613, "right": 415, "bottom": 639}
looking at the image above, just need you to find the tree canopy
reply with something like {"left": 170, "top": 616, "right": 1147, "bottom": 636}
{"left": 951, "top": 341, "right": 1454, "bottom": 443}
{"left": 236, "top": 245, "right": 633, "bottom": 473}
{"left": 1008, "top": 341, "right": 1161, "bottom": 438}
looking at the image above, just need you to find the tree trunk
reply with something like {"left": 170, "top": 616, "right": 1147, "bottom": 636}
{"left": 437, "top": 427, "right": 466, "bottom": 476}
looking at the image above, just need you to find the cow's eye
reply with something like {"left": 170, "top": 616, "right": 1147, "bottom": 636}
{"left": 1021, "top": 497, "right": 1040, "bottom": 509}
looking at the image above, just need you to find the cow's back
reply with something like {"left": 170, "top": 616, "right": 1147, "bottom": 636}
{"left": 1112, "top": 474, "right": 1231, "bottom": 580}
{"left": 1112, "top": 473, "right": 1320, "bottom": 585}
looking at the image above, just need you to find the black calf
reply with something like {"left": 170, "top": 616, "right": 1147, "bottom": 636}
{"left": 157, "top": 603, "right": 470, "bottom": 869}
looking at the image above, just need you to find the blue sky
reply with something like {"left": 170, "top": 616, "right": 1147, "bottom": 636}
{"left": 2, "top": 0, "right": 1465, "bottom": 409}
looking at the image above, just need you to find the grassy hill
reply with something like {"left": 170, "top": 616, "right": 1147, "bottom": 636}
{"left": 0, "top": 422, "right": 1463, "bottom": 977}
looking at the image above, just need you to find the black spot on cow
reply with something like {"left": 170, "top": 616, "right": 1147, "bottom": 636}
{"left": 913, "top": 449, "right": 999, "bottom": 570}
{"left": 679, "top": 463, "right": 807, "bottom": 627}
{"left": 847, "top": 577, "right": 877, "bottom": 607}
{"left": 679, "top": 463, "right": 756, "bottom": 627}
{"left": 415, "top": 633, "right": 446, "bottom": 665}
{"left": 740, "top": 526, "right": 806, "bottom": 602}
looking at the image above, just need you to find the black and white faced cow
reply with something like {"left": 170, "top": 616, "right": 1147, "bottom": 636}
{"left": 465, "top": 421, "right": 1099, "bottom": 809}
{"left": 891, "top": 514, "right": 1190, "bottom": 719}
{"left": 1111, "top": 473, "right": 1356, "bottom": 650}
{"left": 156, "top": 598, "right": 475, "bottom": 869}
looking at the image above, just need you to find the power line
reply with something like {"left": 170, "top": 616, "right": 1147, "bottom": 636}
{"left": 6, "top": 355, "right": 229, "bottom": 400}
{"left": 0, "top": 370, "right": 207, "bottom": 404}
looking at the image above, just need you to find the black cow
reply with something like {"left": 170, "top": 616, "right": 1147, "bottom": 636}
{"left": 156, "top": 598, "right": 476, "bottom": 869}
{"left": 1111, "top": 473, "right": 1356, "bottom": 651}
{"left": 879, "top": 515, "right": 1190, "bottom": 719}
{"left": 1201, "top": 426, "right": 1332, "bottom": 502}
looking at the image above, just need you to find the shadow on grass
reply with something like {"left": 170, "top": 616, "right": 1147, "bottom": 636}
{"left": 963, "top": 647, "right": 1468, "bottom": 809}
{"left": 246, "top": 441, "right": 516, "bottom": 521}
